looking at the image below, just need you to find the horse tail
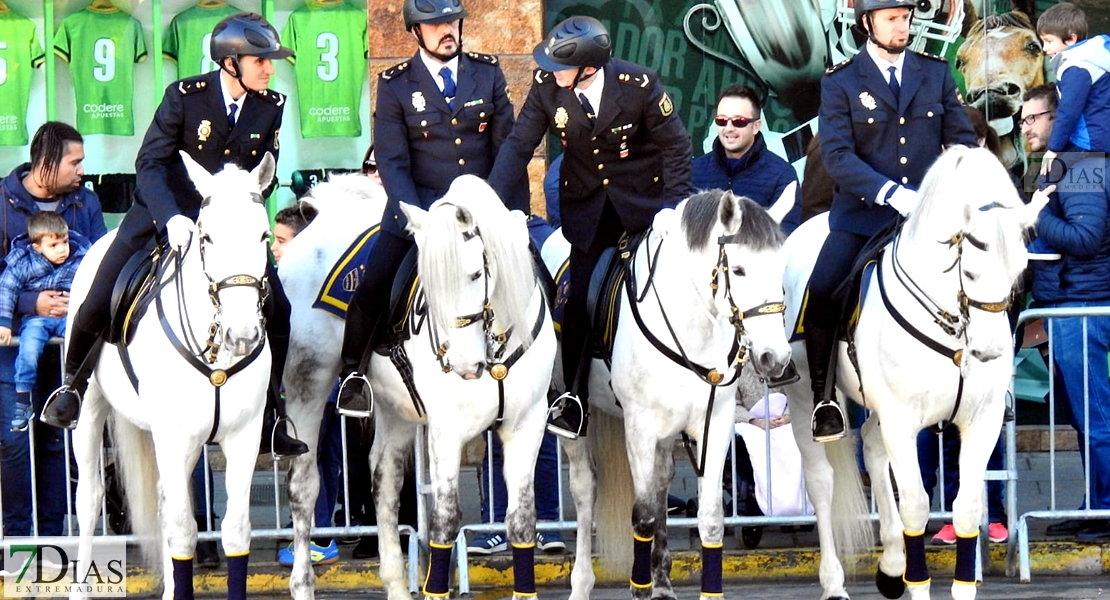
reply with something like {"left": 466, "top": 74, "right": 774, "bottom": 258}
{"left": 591, "top": 410, "right": 634, "bottom": 577}
{"left": 827, "top": 436, "right": 874, "bottom": 574}
{"left": 109, "top": 411, "right": 162, "bottom": 564}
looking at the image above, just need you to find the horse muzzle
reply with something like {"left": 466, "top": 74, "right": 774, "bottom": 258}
{"left": 750, "top": 345, "right": 792, "bottom": 380}
{"left": 223, "top": 326, "right": 263, "bottom": 358}
{"left": 456, "top": 362, "right": 486, "bottom": 381}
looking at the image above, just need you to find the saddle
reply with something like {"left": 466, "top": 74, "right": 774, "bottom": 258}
{"left": 585, "top": 231, "right": 649, "bottom": 362}
{"left": 108, "top": 241, "right": 165, "bottom": 346}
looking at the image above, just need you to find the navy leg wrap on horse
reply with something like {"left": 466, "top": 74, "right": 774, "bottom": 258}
{"left": 631, "top": 535, "right": 653, "bottom": 589}
{"left": 903, "top": 531, "right": 929, "bottom": 584}
{"left": 227, "top": 553, "right": 248, "bottom": 600}
{"left": 701, "top": 543, "right": 724, "bottom": 596}
{"left": 422, "top": 542, "right": 453, "bottom": 597}
{"left": 954, "top": 533, "right": 978, "bottom": 584}
{"left": 171, "top": 557, "right": 194, "bottom": 600}
{"left": 512, "top": 542, "right": 537, "bottom": 596}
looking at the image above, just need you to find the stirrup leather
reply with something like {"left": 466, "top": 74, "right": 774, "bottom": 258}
{"left": 811, "top": 399, "right": 847, "bottom": 443}
{"left": 336, "top": 372, "right": 374, "bottom": 419}
{"left": 546, "top": 392, "right": 584, "bottom": 440}
{"left": 41, "top": 385, "right": 83, "bottom": 430}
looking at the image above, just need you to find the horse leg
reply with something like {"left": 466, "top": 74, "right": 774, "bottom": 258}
{"left": 560, "top": 436, "right": 597, "bottom": 600}
{"left": 284, "top": 443, "right": 321, "bottom": 600}
{"left": 218, "top": 413, "right": 265, "bottom": 600}
{"left": 152, "top": 436, "right": 203, "bottom": 600}
{"left": 497, "top": 406, "right": 545, "bottom": 600}
{"left": 862, "top": 416, "right": 907, "bottom": 599}
{"left": 370, "top": 413, "right": 416, "bottom": 600}
{"left": 623, "top": 422, "right": 663, "bottom": 600}
{"left": 948, "top": 415, "right": 1001, "bottom": 600}
{"left": 881, "top": 418, "right": 931, "bottom": 600}
{"left": 69, "top": 389, "right": 109, "bottom": 600}
{"left": 689, "top": 415, "right": 733, "bottom": 600}
{"left": 421, "top": 425, "right": 465, "bottom": 599}
{"left": 650, "top": 440, "right": 676, "bottom": 600}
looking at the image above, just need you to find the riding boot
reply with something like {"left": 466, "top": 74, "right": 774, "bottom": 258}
{"left": 336, "top": 303, "right": 374, "bottom": 418}
{"left": 260, "top": 333, "right": 308, "bottom": 458}
{"left": 41, "top": 322, "right": 104, "bottom": 430}
{"left": 548, "top": 328, "right": 591, "bottom": 440}
{"left": 805, "top": 324, "right": 847, "bottom": 443}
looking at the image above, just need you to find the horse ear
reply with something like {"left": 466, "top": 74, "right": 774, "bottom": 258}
{"left": 252, "top": 152, "right": 277, "bottom": 192}
{"left": 178, "top": 150, "right": 213, "bottom": 197}
{"left": 454, "top": 205, "right": 475, "bottom": 230}
{"left": 720, "top": 191, "right": 743, "bottom": 234}
{"left": 767, "top": 181, "right": 796, "bottom": 224}
{"left": 400, "top": 203, "right": 429, "bottom": 236}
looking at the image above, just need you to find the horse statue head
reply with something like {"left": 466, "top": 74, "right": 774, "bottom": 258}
{"left": 400, "top": 175, "right": 538, "bottom": 379}
{"left": 651, "top": 189, "right": 792, "bottom": 380}
{"left": 902, "top": 145, "right": 1044, "bottom": 363}
{"left": 179, "top": 150, "right": 275, "bottom": 359}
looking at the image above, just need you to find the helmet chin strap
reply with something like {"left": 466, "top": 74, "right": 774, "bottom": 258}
{"left": 220, "top": 58, "right": 262, "bottom": 94}
{"left": 865, "top": 12, "right": 911, "bottom": 55}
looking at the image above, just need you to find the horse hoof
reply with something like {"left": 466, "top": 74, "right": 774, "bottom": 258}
{"left": 875, "top": 568, "right": 906, "bottom": 599}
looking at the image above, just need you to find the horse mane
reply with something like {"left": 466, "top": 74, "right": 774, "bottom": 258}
{"left": 681, "top": 189, "right": 786, "bottom": 252}
{"left": 966, "top": 10, "right": 1033, "bottom": 38}
{"left": 419, "top": 175, "right": 538, "bottom": 346}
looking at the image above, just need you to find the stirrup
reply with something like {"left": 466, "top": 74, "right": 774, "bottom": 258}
{"left": 811, "top": 399, "right": 847, "bottom": 443}
{"left": 336, "top": 372, "right": 374, "bottom": 419}
{"left": 546, "top": 392, "right": 584, "bottom": 440}
{"left": 266, "top": 415, "right": 303, "bottom": 460}
{"left": 40, "top": 385, "right": 82, "bottom": 430}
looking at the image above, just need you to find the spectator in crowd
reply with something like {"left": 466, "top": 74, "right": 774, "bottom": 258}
{"left": 271, "top": 203, "right": 318, "bottom": 263}
{"left": 692, "top": 84, "right": 802, "bottom": 233}
{"left": 0, "top": 121, "right": 106, "bottom": 537}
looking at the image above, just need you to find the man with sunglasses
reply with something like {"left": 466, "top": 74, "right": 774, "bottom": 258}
{"left": 804, "top": 0, "right": 975, "bottom": 443}
{"left": 692, "top": 84, "right": 802, "bottom": 234}
{"left": 488, "top": 15, "right": 694, "bottom": 439}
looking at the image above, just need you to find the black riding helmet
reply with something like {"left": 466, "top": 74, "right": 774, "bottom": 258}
{"left": 404, "top": 0, "right": 467, "bottom": 60}
{"left": 853, "top": 0, "right": 917, "bottom": 54}
{"left": 210, "top": 12, "right": 293, "bottom": 82}
{"left": 533, "top": 16, "right": 611, "bottom": 89}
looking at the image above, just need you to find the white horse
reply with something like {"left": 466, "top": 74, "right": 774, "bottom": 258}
{"left": 69, "top": 152, "right": 275, "bottom": 600}
{"left": 276, "top": 172, "right": 385, "bottom": 600}
{"left": 780, "top": 146, "right": 1047, "bottom": 600}
{"left": 279, "top": 174, "right": 555, "bottom": 600}
{"left": 543, "top": 189, "right": 794, "bottom": 600}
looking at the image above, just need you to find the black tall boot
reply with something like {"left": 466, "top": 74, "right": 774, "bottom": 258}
{"left": 548, "top": 326, "right": 591, "bottom": 440}
{"left": 336, "top": 303, "right": 374, "bottom": 418}
{"left": 805, "top": 324, "right": 847, "bottom": 443}
{"left": 260, "top": 333, "right": 308, "bottom": 458}
{"left": 41, "top": 322, "right": 104, "bottom": 430}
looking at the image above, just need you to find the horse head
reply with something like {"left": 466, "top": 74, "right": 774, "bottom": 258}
{"left": 904, "top": 146, "right": 1037, "bottom": 364}
{"left": 957, "top": 11, "right": 1043, "bottom": 167}
{"left": 401, "top": 175, "right": 536, "bottom": 379}
{"left": 661, "top": 189, "right": 792, "bottom": 380}
{"left": 180, "top": 150, "right": 274, "bottom": 358}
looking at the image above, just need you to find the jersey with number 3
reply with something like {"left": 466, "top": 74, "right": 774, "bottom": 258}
{"left": 282, "top": 1, "right": 367, "bottom": 138}
{"left": 0, "top": 10, "right": 45, "bottom": 146}
{"left": 164, "top": 2, "right": 241, "bottom": 79}
{"left": 55, "top": 7, "right": 147, "bottom": 136}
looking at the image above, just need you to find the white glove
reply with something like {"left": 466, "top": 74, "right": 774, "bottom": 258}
{"left": 166, "top": 214, "right": 195, "bottom": 249}
{"left": 886, "top": 185, "right": 919, "bottom": 217}
{"left": 1039, "top": 149, "right": 1058, "bottom": 178}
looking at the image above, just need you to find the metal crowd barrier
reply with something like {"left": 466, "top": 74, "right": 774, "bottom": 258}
{"left": 1013, "top": 305, "right": 1110, "bottom": 582}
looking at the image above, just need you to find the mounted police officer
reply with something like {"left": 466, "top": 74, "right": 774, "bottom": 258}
{"left": 335, "top": 0, "right": 524, "bottom": 416}
{"left": 805, "top": 0, "right": 975, "bottom": 442}
{"left": 41, "top": 12, "right": 309, "bottom": 459}
{"left": 487, "top": 16, "right": 695, "bottom": 439}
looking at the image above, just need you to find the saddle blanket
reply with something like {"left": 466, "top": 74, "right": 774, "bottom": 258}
{"left": 313, "top": 226, "right": 380, "bottom": 318}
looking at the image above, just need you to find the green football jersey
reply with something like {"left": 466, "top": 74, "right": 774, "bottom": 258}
{"left": 0, "top": 10, "right": 45, "bottom": 146}
{"left": 55, "top": 6, "right": 147, "bottom": 136}
{"left": 164, "top": 1, "right": 241, "bottom": 79}
{"left": 282, "top": 0, "right": 367, "bottom": 138}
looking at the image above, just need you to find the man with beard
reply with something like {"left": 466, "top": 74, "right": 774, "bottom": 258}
{"left": 0, "top": 121, "right": 106, "bottom": 537}
{"left": 335, "top": 0, "right": 524, "bottom": 415}
{"left": 804, "top": 0, "right": 975, "bottom": 442}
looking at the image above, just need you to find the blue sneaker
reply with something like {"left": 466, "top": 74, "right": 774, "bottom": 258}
{"left": 467, "top": 533, "right": 507, "bottom": 555}
{"left": 10, "top": 403, "right": 32, "bottom": 432}
{"left": 536, "top": 530, "right": 566, "bottom": 553}
{"left": 277, "top": 540, "right": 339, "bottom": 567}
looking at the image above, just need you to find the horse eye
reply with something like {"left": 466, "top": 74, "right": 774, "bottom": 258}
{"left": 963, "top": 270, "right": 978, "bottom": 282}
{"left": 1026, "top": 41, "right": 1041, "bottom": 55}
{"left": 469, "top": 271, "right": 482, "bottom": 282}
{"left": 955, "top": 57, "right": 965, "bottom": 70}
{"left": 261, "top": 231, "right": 272, "bottom": 243}
{"left": 201, "top": 233, "right": 212, "bottom": 244}
{"left": 731, "top": 266, "right": 746, "bottom": 277}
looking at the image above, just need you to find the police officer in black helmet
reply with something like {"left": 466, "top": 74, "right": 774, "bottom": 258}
{"left": 334, "top": 0, "right": 524, "bottom": 417}
{"left": 42, "top": 12, "right": 309, "bottom": 459}
{"left": 805, "top": 0, "right": 975, "bottom": 442}
{"left": 488, "top": 16, "right": 694, "bottom": 439}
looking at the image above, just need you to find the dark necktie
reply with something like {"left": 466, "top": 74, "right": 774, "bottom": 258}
{"left": 888, "top": 66, "right": 900, "bottom": 106}
{"left": 439, "top": 66, "right": 456, "bottom": 108}
{"left": 578, "top": 93, "right": 596, "bottom": 122}
{"left": 228, "top": 103, "right": 238, "bottom": 130}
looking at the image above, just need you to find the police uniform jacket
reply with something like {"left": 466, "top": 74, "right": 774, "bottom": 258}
{"left": 488, "top": 57, "right": 694, "bottom": 250}
{"left": 135, "top": 69, "right": 284, "bottom": 233}
{"left": 820, "top": 50, "right": 975, "bottom": 237}
{"left": 375, "top": 50, "right": 521, "bottom": 236}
